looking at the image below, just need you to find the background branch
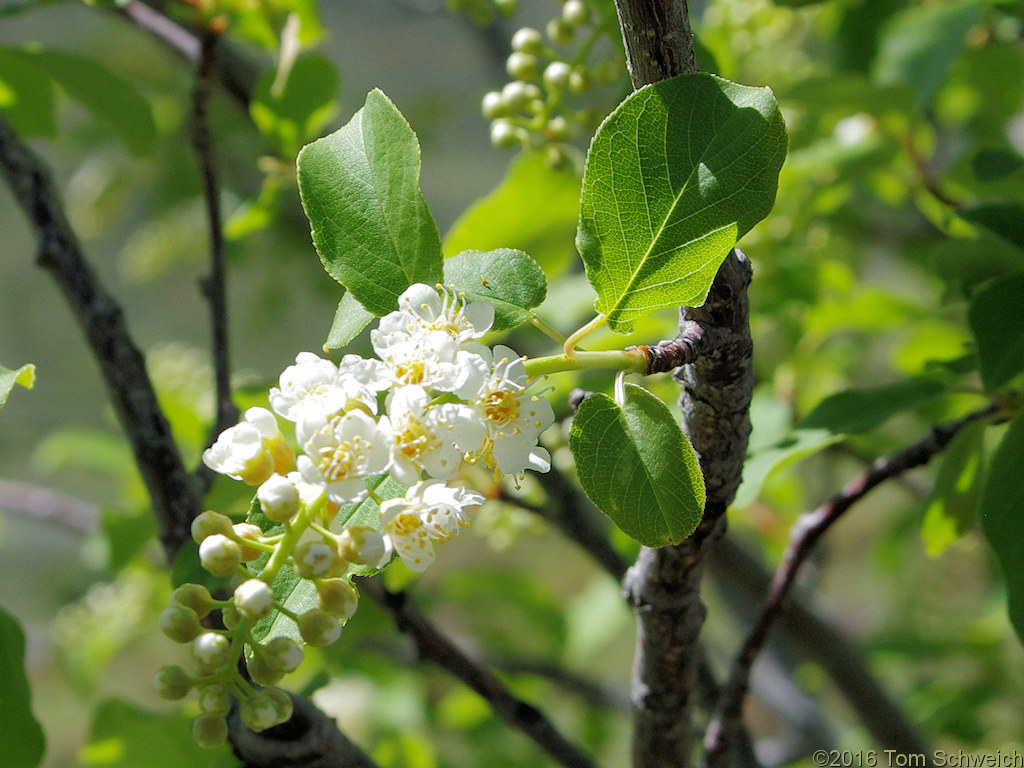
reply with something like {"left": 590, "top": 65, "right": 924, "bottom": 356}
{"left": 0, "top": 115, "right": 200, "bottom": 561}
{"left": 703, "top": 404, "right": 1000, "bottom": 767}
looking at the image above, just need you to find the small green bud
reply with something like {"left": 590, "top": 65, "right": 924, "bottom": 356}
{"left": 543, "top": 61, "right": 572, "bottom": 92}
{"left": 191, "top": 511, "right": 233, "bottom": 544}
{"left": 506, "top": 51, "right": 539, "bottom": 81}
{"left": 221, "top": 604, "right": 242, "bottom": 631}
{"left": 247, "top": 650, "right": 285, "bottom": 687}
{"left": 240, "top": 691, "right": 282, "bottom": 733}
{"left": 481, "top": 90, "right": 509, "bottom": 120}
{"left": 171, "top": 584, "right": 213, "bottom": 619}
{"left": 544, "top": 115, "right": 573, "bottom": 142}
{"left": 234, "top": 578, "right": 275, "bottom": 621}
{"left": 490, "top": 119, "right": 523, "bottom": 149}
{"left": 198, "top": 683, "right": 233, "bottom": 716}
{"left": 265, "top": 636, "right": 304, "bottom": 673}
{"left": 337, "top": 527, "right": 385, "bottom": 566}
{"left": 199, "top": 534, "right": 242, "bottom": 578}
{"left": 568, "top": 66, "right": 591, "bottom": 93}
{"left": 317, "top": 578, "right": 359, "bottom": 620}
{"left": 297, "top": 608, "right": 342, "bottom": 647}
{"left": 159, "top": 605, "right": 203, "bottom": 643}
{"left": 562, "top": 0, "right": 589, "bottom": 27}
{"left": 546, "top": 17, "right": 574, "bottom": 44}
{"left": 192, "top": 713, "right": 229, "bottom": 748}
{"left": 264, "top": 687, "right": 294, "bottom": 723}
{"left": 192, "top": 632, "right": 233, "bottom": 672}
{"left": 154, "top": 665, "right": 193, "bottom": 700}
{"left": 545, "top": 145, "right": 571, "bottom": 170}
{"left": 232, "top": 523, "right": 265, "bottom": 562}
{"left": 593, "top": 59, "right": 622, "bottom": 85}
{"left": 494, "top": 0, "right": 519, "bottom": 17}
{"left": 511, "top": 27, "right": 544, "bottom": 55}
{"left": 501, "top": 81, "right": 541, "bottom": 110}
{"left": 293, "top": 540, "right": 339, "bottom": 579}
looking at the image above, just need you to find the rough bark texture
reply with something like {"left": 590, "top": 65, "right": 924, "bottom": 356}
{"left": 614, "top": 0, "right": 698, "bottom": 89}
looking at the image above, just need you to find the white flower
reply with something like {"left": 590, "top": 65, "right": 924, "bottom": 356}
{"left": 296, "top": 409, "right": 392, "bottom": 504}
{"left": 471, "top": 346, "right": 554, "bottom": 476}
{"left": 370, "top": 326, "right": 488, "bottom": 398}
{"left": 380, "top": 480, "right": 486, "bottom": 571}
{"left": 386, "top": 385, "right": 485, "bottom": 484}
{"left": 202, "top": 407, "right": 293, "bottom": 485}
{"left": 378, "top": 283, "right": 494, "bottom": 345}
{"left": 270, "top": 352, "right": 378, "bottom": 421}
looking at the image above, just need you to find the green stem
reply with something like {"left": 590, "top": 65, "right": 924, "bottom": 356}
{"left": 260, "top": 495, "right": 326, "bottom": 584}
{"left": 563, "top": 313, "right": 608, "bottom": 357}
{"left": 524, "top": 347, "right": 646, "bottom": 378}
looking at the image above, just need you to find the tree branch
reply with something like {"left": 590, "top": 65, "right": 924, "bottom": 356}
{"left": 359, "top": 577, "right": 599, "bottom": 768}
{"left": 0, "top": 115, "right": 201, "bottom": 561}
{"left": 702, "top": 404, "right": 999, "bottom": 768}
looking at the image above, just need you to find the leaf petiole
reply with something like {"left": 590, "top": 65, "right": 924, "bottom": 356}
{"left": 563, "top": 314, "right": 607, "bottom": 358}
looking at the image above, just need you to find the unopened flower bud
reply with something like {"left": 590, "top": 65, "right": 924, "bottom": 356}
{"left": 154, "top": 665, "right": 192, "bottom": 700}
{"left": 192, "top": 713, "right": 228, "bottom": 748}
{"left": 265, "top": 687, "right": 294, "bottom": 722}
{"left": 232, "top": 522, "right": 265, "bottom": 561}
{"left": 294, "top": 540, "right": 338, "bottom": 579}
{"left": 199, "top": 534, "right": 242, "bottom": 578}
{"left": 562, "top": 0, "right": 590, "bottom": 27}
{"left": 198, "top": 683, "right": 232, "bottom": 716}
{"left": 221, "top": 604, "right": 241, "bottom": 630}
{"left": 191, "top": 511, "right": 233, "bottom": 544}
{"left": 240, "top": 691, "right": 282, "bottom": 732}
{"left": 337, "top": 526, "right": 385, "bottom": 566}
{"left": 317, "top": 578, "right": 360, "bottom": 620}
{"left": 159, "top": 605, "right": 202, "bottom": 643}
{"left": 234, "top": 578, "right": 275, "bottom": 621}
{"left": 257, "top": 474, "right": 301, "bottom": 523}
{"left": 171, "top": 583, "right": 213, "bottom": 618}
{"left": 297, "top": 608, "right": 342, "bottom": 647}
{"left": 511, "top": 27, "right": 543, "bottom": 54}
{"left": 481, "top": 90, "right": 509, "bottom": 120}
{"left": 265, "top": 636, "right": 304, "bottom": 673}
{"left": 543, "top": 61, "right": 572, "bottom": 92}
{"left": 506, "top": 51, "right": 539, "bottom": 81}
{"left": 192, "top": 632, "right": 233, "bottom": 671}
{"left": 546, "top": 17, "right": 574, "bottom": 44}
{"left": 247, "top": 651, "right": 284, "bottom": 687}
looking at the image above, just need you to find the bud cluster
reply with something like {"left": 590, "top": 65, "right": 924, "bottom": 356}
{"left": 481, "top": 0, "right": 626, "bottom": 163}
{"left": 158, "top": 284, "right": 555, "bottom": 745}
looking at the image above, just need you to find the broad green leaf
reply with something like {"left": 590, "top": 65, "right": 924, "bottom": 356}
{"left": 442, "top": 249, "right": 546, "bottom": 331}
{"left": 102, "top": 508, "right": 157, "bottom": 573}
{"left": 981, "top": 411, "right": 1024, "bottom": 646}
{"left": 799, "top": 378, "right": 946, "bottom": 434}
{"left": 0, "top": 362, "right": 34, "bottom": 409}
{"left": 0, "top": 48, "right": 55, "bottom": 136}
{"left": 251, "top": 52, "right": 339, "bottom": 158}
{"left": 960, "top": 203, "right": 1024, "bottom": 252}
{"left": 930, "top": 235, "right": 1024, "bottom": 296}
{"left": 569, "top": 384, "right": 705, "bottom": 547}
{"left": 577, "top": 73, "right": 787, "bottom": 332}
{"left": 732, "top": 428, "right": 841, "bottom": 508}
{"left": 79, "top": 699, "right": 230, "bottom": 768}
{"left": 972, "top": 148, "right": 1024, "bottom": 183}
{"left": 224, "top": 172, "right": 284, "bottom": 241}
{"left": 444, "top": 151, "right": 581, "bottom": 275}
{"left": 0, "top": 606, "right": 45, "bottom": 768}
{"left": 921, "top": 419, "right": 987, "bottom": 557}
{"left": 297, "top": 89, "right": 443, "bottom": 315}
{"left": 969, "top": 273, "right": 1024, "bottom": 392}
{"left": 324, "top": 291, "right": 375, "bottom": 351}
{"left": 872, "top": 0, "right": 984, "bottom": 109}
{"left": 17, "top": 46, "right": 156, "bottom": 155}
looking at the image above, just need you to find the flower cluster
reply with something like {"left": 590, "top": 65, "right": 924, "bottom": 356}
{"left": 156, "top": 284, "right": 554, "bottom": 745}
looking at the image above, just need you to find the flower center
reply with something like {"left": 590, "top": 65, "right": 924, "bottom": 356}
{"left": 483, "top": 389, "right": 520, "bottom": 425}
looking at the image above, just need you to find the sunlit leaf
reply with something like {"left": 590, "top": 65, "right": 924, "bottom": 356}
{"left": 297, "top": 89, "right": 443, "bottom": 315}
{"left": 799, "top": 378, "right": 946, "bottom": 434}
{"left": 732, "top": 428, "right": 841, "bottom": 508}
{"left": 0, "top": 606, "right": 45, "bottom": 768}
{"left": 251, "top": 52, "right": 339, "bottom": 158}
{"left": 981, "top": 411, "right": 1024, "bottom": 646}
{"left": 442, "top": 248, "right": 546, "bottom": 331}
{"left": 569, "top": 384, "right": 705, "bottom": 546}
{"left": 577, "top": 73, "right": 787, "bottom": 332}
{"left": 323, "top": 291, "right": 375, "bottom": 351}
{"left": 968, "top": 272, "right": 1024, "bottom": 392}
{"left": 0, "top": 362, "right": 34, "bottom": 409}
{"left": 921, "top": 419, "right": 987, "bottom": 557}
{"left": 0, "top": 47, "right": 54, "bottom": 136}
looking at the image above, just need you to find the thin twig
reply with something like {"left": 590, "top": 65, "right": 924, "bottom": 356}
{"left": 190, "top": 27, "right": 238, "bottom": 463}
{"left": 0, "top": 115, "right": 201, "bottom": 561}
{"left": 702, "top": 404, "right": 999, "bottom": 768}
{"left": 360, "top": 577, "right": 599, "bottom": 768}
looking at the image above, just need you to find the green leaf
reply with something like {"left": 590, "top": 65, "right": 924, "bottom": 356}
{"left": 297, "top": 89, "right": 443, "bottom": 315}
{"left": 921, "top": 419, "right": 987, "bottom": 557}
{"left": 0, "top": 362, "right": 34, "bottom": 409}
{"left": 324, "top": 291, "right": 375, "bottom": 351}
{"left": 18, "top": 46, "right": 156, "bottom": 155}
{"left": 732, "top": 428, "right": 841, "bottom": 508}
{"left": 0, "top": 47, "right": 55, "bottom": 137}
{"left": 960, "top": 202, "right": 1024, "bottom": 252}
{"left": 872, "top": 0, "right": 985, "bottom": 109}
{"left": 442, "top": 249, "right": 547, "bottom": 331}
{"left": 79, "top": 699, "right": 230, "bottom": 767}
{"left": 251, "top": 52, "right": 339, "bottom": 158}
{"left": 0, "top": 606, "right": 45, "bottom": 768}
{"left": 444, "top": 151, "right": 582, "bottom": 275}
{"left": 569, "top": 384, "right": 705, "bottom": 547}
{"left": 972, "top": 148, "right": 1024, "bottom": 183}
{"left": 799, "top": 378, "right": 946, "bottom": 434}
{"left": 577, "top": 73, "right": 787, "bottom": 332}
{"left": 969, "top": 273, "right": 1024, "bottom": 392}
{"left": 981, "top": 411, "right": 1024, "bottom": 646}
